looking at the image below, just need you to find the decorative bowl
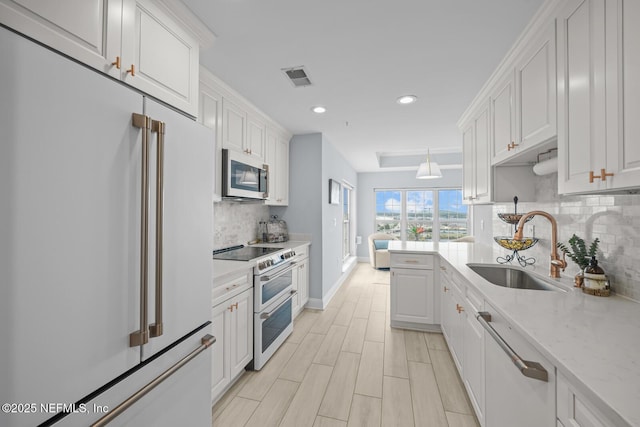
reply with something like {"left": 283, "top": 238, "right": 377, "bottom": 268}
{"left": 497, "top": 213, "right": 535, "bottom": 225}
{"left": 494, "top": 236, "right": 538, "bottom": 251}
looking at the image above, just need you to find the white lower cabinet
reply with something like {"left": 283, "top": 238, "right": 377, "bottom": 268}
{"left": 210, "top": 287, "right": 253, "bottom": 403}
{"left": 292, "top": 248, "right": 310, "bottom": 317}
{"left": 390, "top": 253, "right": 438, "bottom": 329}
{"left": 439, "top": 269, "right": 464, "bottom": 372}
{"left": 462, "top": 288, "right": 485, "bottom": 426}
{"left": 557, "top": 372, "right": 619, "bottom": 427}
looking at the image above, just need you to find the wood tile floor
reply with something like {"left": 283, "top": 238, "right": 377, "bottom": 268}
{"left": 212, "top": 263, "right": 480, "bottom": 427}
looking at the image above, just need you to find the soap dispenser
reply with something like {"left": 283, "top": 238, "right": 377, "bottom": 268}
{"left": 582, "top": 256, "right": 610, "bottom": 296}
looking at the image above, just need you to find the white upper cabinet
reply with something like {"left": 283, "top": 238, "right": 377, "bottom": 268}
{"left": 462, "top": 102, "right": 492, "bottom": 204}
{"left": 265, "top": 128, "right": 290, "bottom": 206}
{"left": 221, "top": 102, "right": 266, "bottom": 163}
{"left": 121, "top": 0, "right": 199, "bottom": 116}
{"left": 557, "top": 0, "right": 607, "bottom": 194}
{"left": 246, "top": 114, "right": 266, "bottom": 161}
{"left": 604, "top": 0, "right": 640, "bottom": 190}
{"left": 491, "top": 71, "right": 516, "bottom": 164}
{"left": 0, "top": 0, "right": 203, "bottom": 116}
{"left": 515, "top": 20, "right": 557, "bottom": 151}
{"left": 222, "top": 97, "right": 247, "bottom": 155}
{"left": 198, "top": 72, "right": 223, "bottom": 201}
{"left": 558, "top": 0, "right": 640, "bottom": 194}
{"left": 0, "top": 0, "right": 123, "bottom": 78}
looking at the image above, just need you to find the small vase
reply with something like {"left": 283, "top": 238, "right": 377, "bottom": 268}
{"left": 574, "top": 270, "right": 584, "bottom": 288}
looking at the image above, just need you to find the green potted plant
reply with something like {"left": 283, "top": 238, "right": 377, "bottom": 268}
{"left": 556, "top": 234, "right": 600, "bottom": 287}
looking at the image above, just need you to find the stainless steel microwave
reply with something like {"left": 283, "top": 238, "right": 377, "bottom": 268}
{"left": 222, "top": 149, "right": 269, "bottom": 200}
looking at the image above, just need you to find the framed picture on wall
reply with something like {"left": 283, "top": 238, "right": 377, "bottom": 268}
{"left": 329, "top": 179, "right": 341, "bottom": 204}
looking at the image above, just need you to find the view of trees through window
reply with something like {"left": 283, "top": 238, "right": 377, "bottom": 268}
{"left": 375, "top": 189, "right": 468, "bottom": 242}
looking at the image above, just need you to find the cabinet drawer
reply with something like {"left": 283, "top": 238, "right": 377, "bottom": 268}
{"left": 465, "top": 285, "right": 483, "bottom": 312}
{"left": 391, "top": 253, "right": 434, "bottom": 269}
{"left": 557, "top": 372, "right": 615, "bottom": 427}
{"left": 293, "top": 244, "right": 309, "bottom": 259}
{"left": 212, "top": 271, "right": 252, "bottom": 306}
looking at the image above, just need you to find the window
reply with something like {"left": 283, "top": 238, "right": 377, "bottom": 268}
{"left": 374, "top": 190, "right": 402, "bottom": 239}
{"left": 375, "top": 189, "right": 468, "bottom": 242}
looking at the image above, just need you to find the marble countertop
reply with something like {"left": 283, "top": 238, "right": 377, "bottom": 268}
{"left": 213, "top": 240, "right": 311, "bottom": 282}
{"left": 389, "top": 240, "right": 640, "bottom": 427}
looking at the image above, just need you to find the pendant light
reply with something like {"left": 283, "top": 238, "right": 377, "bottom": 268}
{"left": 416, "top": 149, "right": 442, "bottom": 179}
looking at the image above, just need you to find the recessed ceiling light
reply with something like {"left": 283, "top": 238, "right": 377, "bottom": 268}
{"left": 311, "top": 106, "right": 326, "bottom": 114}
{"left": 397, "top": 95, "right": 417, "bottom": 105}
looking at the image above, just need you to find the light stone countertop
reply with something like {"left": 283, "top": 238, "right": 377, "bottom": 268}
{"left": 389, "top": 240, "right": 640, "bottom": 427}
{"left": 212, "top": 240, "right": 311, "bottom": 282}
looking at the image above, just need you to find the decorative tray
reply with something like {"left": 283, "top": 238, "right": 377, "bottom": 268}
{"left": 497, "top": 213, "right": 535, "bottom": 225}
{"left": 494, "top": 236, "right": 538, "bottom": 251}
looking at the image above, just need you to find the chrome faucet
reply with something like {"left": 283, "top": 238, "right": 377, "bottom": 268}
{"left": 513, "top": 210, "right": 567, "bottom": 278}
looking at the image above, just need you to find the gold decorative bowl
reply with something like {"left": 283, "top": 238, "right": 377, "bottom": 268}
{"left": 494, "top": 236, "right": 538, "bottom": 251}
{"left": 497, "top": 213, "right": 534, "bottom": 225}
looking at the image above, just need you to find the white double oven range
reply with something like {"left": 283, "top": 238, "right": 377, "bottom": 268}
{"left": 213, "top": 245, "right": 298, "bottom": 370}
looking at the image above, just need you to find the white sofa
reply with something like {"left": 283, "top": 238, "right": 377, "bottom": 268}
{"left": 368, "top": 233, "right": 397, "bottom": 269}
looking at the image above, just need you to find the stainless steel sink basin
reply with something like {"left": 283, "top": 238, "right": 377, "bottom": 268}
{"left": 466, "top": 264, "right": 563, "bottom": 291}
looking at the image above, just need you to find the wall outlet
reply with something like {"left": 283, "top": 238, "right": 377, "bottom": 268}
{"left": 356, "top": 236, "right": 362, "bottom": 245}
{"left": 480, "top": 219, "right": 484, "bottom": 231}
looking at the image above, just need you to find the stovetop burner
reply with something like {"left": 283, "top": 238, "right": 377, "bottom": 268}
{"left": 212, "top": 245, "right": 282, "bottom": 262}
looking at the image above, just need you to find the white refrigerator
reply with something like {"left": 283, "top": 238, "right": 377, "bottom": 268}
{"left": 0, "top": 25, "right": 214, "bottom": 427}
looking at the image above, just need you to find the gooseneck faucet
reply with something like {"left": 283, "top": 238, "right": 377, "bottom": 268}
{"left": 513, "top": 210, "right": 567, "bottom": 278}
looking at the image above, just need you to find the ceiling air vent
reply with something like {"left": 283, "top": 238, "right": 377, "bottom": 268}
{"left": 282, "top": 66, "right": 312, "bottom": 88}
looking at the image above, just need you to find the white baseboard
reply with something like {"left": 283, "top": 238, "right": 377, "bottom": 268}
{"left": 307, "top": 259, "right": 359, "bottom": 310}
{"left": 357, "top": 256, "right": 370, "bottom": 263}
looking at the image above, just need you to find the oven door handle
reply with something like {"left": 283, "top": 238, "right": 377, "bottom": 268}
{"left": 261, "top": 290, "right": 297, "bottom": 319}
{"left": 260, "top": 261, "right": 297, "bottom": 282}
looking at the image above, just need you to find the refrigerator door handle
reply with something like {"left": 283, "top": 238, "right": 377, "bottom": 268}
{"left": 130, "top": 113, "right": 152, "bottom": 347}
{"left": 149, "top": 119, "right": 165, "bottom": 338}
{"left": 91, "top": 334, "right": 216, "bottom": 427}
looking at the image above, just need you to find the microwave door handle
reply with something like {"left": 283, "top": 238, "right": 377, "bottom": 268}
{"left": 263, "top": 164, "right": 269, "bottom": 199}
{"left": 260, "top": 290, "right": 297, "bottom": 319}
{"left": 149, "top": 119, "right": 165, "bottom": 338}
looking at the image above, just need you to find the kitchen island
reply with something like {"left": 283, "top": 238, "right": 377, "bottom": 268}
{"left": 389, "top": 240, "right": 640, "bottom": 427}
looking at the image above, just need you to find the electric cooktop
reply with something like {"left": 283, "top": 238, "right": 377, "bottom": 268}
{"left": 212, "top": 245, "right": 282, "bottom": 262}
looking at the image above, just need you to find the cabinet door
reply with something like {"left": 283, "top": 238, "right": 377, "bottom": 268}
{"left": 199, "top": 81, "right": 223, "bottom": 201}
{"left": 298, "top": 258, "right": 309, "bottom": 307}
{"left": 440, "top": 275, "right": 463, "bottom": 372}
{"left": 230, "top": 289, "right": 253, "bottom": 378}
{"left": 0, "top": 0, "right": 122, "bottom": 78}
{"left": 222, "top": 98, "right": 247, "bottom": 154}
{"left": 474, "top": 102, "right": 491, "bottom": 203}
{"left": 462, "top": 123, "right": 475, "bottom": 204}
{"left": 491, "top": 71, "right": 516, "bottom": 165}
{"left": 391, "top": 267, "right": 435, "bottom": 324}
{"left": 210, "top": 302, "right": 230, "bottom": 401}
{"left": 463, "top": 302, "right": 485, "bottom": 425}
{"left": 557, "top": 0, "right": 607, "bottom": 194}
{"left": 516, "top": 20, "right": 557, "bottom": 149}
{"left": 276, "top": 136, "right": 290, "bottom": 205}
{"left": 605, "top": 0, "right": 640, "bottom": 190}
{"left": 291, "top": 261, "right": 301, "bottom": 315}
{"left": 246, "top": 115, "right": 266, "bottom": 161}
{"left": 121, "top": 0, "right": 199, "bottom": 116}
{"left": 557, "top": 372, "right": 614, "bottom": 427}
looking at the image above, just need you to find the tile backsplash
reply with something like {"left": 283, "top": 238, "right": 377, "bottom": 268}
{"left": 213, "top": 201, "right": 269, "bottom": 249}
{"left": 492, "top": 174, "right": 640, "bottom": 301}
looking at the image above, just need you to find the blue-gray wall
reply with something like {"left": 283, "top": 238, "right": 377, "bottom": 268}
{"left": 356, "top": 169, "right": 463, "bottom": 259}
{"left": 271, "top": 133, "right": 357, "bottom": 303}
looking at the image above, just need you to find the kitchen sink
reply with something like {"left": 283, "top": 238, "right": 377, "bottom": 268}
{"left": 466, "top": 264, "right": 563, "bottom": 291}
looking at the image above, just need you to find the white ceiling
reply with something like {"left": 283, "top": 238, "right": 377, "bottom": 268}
{"left": 183, "top": 0, "right": 545, "bottom": 172}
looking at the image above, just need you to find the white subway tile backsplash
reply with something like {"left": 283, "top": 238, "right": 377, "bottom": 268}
{"left": 492, "top": 174, "right": 640, "bottom": 301}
